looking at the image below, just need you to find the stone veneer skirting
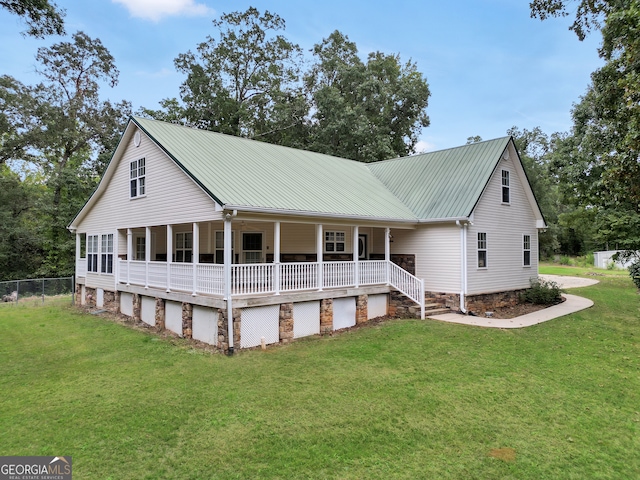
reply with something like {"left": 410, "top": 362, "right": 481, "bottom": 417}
{"left": 75, "top": 284, "right": 401, "bottom": 353}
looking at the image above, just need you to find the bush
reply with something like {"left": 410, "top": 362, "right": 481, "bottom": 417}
{"left": 520, "top": 277, "right": 563, "bottom": 305}
{"left": 559, "top": 256, "right": 571, "bottom": 266}
{"left": 629, "top": 261, "right": 640, "bottom": 289}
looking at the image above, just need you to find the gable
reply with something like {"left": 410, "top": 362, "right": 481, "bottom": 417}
{"left": 71, "top": 123, "right": 220, "bottom": 232}
{"left": 367, "top": 138, "right": 512, "bottom": 220}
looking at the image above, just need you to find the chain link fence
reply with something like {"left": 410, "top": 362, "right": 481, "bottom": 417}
{"left": 0, "top": 276, "right": 74, "bottom": 305}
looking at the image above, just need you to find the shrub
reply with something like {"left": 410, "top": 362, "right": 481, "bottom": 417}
{"left": 629, "top": 261, "right": 640, "bottom": 290}
{"left": 559, "top": 256, "right": 571, "bottom": 266}
{"left": 520, "top": 277, "right": 563, "bottom": 305}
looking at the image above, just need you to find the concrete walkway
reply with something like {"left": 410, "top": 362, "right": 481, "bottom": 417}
{"left": 428, "top": 275, "right": 597, "bottom": 329}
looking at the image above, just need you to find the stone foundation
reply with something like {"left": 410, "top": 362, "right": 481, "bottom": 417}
{"left": 465, "top": 289, "right": 528, "bottom": 315}
{"left": 182, "top": 302, "right": 193, "bottom": 339}
{"left": 78, "top": 287, "right": 397, "bottom": 351}
{"left": 155, "top": 298, "right": 165, "bottom": 331}
{"left": 279, "top": 303, "right": 294, "bottom": 343}
{"left": 103, "top": 290, "right": 120, "bottom": 313}
{"left": 355, "top": 295, "right": 368, "bottom": 325}
{"left": 84, "top": 286, "right": 97, "bottom": 308}
{"left": 320, "top": 298, "right": 333, "bottom": 333}
{"left": 426, "top": 291, "right": 461, "bottom": 311}
{"left": 388, "top": 290, "right": 422, "bottom": 319}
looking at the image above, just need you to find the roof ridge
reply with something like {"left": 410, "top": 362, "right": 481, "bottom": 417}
{"left": 131, "top": 116, "right": 370, "bottom": 168}
{"left": 368, "top": 136, "right": 511, "bottom": 167}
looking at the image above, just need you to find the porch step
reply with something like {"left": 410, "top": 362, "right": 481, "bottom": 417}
{"left": 425, "top": 308, "right": 451, "bottom": 316}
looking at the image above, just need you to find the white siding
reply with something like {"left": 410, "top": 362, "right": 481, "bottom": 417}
{"left": 467, "top": 152, "right": 539, "bottom": 295}
{"left": 280, "top": 223, "right": 354, "bottom": 255}
{"left": 76, "top": 127, "right": 220, "bottom": 234}
{"left": 84, "top": 272, "right": 116, "bottom": 291}
{"left": 391, "top": 225, "right": 460, "bottom": 293}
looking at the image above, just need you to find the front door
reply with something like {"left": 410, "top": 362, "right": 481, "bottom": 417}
{"left": 358, "top": 234, "right": 368, "bottom": 260}
{"left": 242, "top": 232, "right": 263, "bottom": 263}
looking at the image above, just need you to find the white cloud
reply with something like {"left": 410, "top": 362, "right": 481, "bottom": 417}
{"left": 135, "top": 68, "right": 175, "bottom": 78}
{"left": 112, "top": 0, "right": 214, "bottom": 22}
{"left": 414, "top": 140, "right": 436, "bottom": 154}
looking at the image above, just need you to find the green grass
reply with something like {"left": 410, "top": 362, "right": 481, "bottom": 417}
{"left": 540, "top": 261, "right": 629, "bottom": 277}
{"left": 1, "top": 273, "right": 639, "bottom": 478}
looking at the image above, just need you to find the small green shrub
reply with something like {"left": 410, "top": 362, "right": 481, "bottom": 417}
{"left": 520, "top": 277, "right": 563, "bottom": 305}
{"left": 585, "top": 252, "right": 595, "bottom": 266}
{"left": 559, "top": 256, "right": 571, "bottom": 266}
{"left": 629, "top": 261, "right": 640, "bottom": 289}
{"left": 606, "top": 260, "right": 616, "bottom": 270}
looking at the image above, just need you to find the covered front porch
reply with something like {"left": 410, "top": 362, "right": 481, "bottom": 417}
{"left": 76, "top": 217, "right": 425, "bottom": 317}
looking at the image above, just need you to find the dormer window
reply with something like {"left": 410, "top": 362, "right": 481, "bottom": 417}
{"left": 130, "top": 158, "right": 146, "bottom": 198}
{"left": 501, "top": 170, "right": 510, "bottom": 204}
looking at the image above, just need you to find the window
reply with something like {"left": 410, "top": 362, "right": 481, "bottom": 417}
{"left": 501, "top": 170, "right": 510, "bottom": 204}
{"left": 87, "top": 235, "right": 99, "bottom": 273}
{"left": 325, "top": 231, "right": 345, "bottom": 252}
{"left": 242, "top": 232, "right": 263, "bottom": 263}
{"left": 523, "top": 235, "right": 531, "bottom": 267}
{"left": 175, "top": 232, "right": 192, "bottom": 263}
{"left": 215, "top": 231, "right": 235, "bottom": 264}
{"left": 477, "top": 232, "right": 487, "bottom": 268}
{"left": 135, "top": 237, "right": 146, "bottom": 261}
{"left": 130, "top": 157, "right": 146, "bottom": 198}
{"left": 100, "top": 234, "right": 113, "bottom": 274}
{"left": 79, "top": 233, "right": 86, "bottom": 259}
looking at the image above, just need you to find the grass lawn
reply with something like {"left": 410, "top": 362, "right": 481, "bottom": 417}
{"left": 0, "top": 269, "right": 639, "bottom": 478}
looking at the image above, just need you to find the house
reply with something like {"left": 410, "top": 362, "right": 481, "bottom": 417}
{"left": 69, "top": 117, "right": 546, "bottom": 352}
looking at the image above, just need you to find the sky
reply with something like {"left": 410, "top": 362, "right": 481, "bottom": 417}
{"left": 0, "top": 0, "right": 605, "bottom": 152}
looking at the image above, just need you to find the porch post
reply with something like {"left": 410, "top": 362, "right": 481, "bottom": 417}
{"left": 274, "top": 221, "right": 280, "bottom": 295}
{"left": 192, "top": 222, "right": 199, "bottom": 296}
{"left": 166, "top": 224, "right": 173, "bottom": 292}
{"left": 316, "top": 224, "right": 323, "bottom": 291}
{"left": 145, "top": 226, "right": 151, "bottom": 289}
{"left": 224, "top": 214, "right": 234, "bottom": 353}
{"left": 75, "top": 233, "right": 81, "bottom": 263}
{"left": 353, "top": 225, "right": 359, "bottom": 288}
{"left": 385, "top": 227, "right": 391, "bottom": 285}
{"left": 126, "top": 228, "right": 132, "bottom": 286}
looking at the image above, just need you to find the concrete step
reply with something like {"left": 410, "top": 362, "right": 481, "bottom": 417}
{"left": 424, "top": 308, "right": 451, "bottom": 316}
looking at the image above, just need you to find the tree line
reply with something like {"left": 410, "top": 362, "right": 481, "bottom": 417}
{"left": 0, "top": 1, "right": 638, "bottom": 281}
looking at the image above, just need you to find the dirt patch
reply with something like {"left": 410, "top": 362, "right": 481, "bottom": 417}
{"left": 488, "top": 447, "right": 516, "bottom": 462}
{"left": 480, "top": 297, "right": 565, "bottom": 319}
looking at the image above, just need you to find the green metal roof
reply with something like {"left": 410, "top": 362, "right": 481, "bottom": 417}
{"left": 133, "top": 117, "right": 418, "bottom": 221}
{"left": 132, "top": 117, "right": 512, "bottom": 222}
{"left": 366, "top": 137, "right": 511, "bottom": 219}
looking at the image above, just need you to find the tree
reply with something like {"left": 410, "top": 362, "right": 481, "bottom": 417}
{"left": 0, "top": 32, "right": 130, "bottom": 276}
{"left": 162, "top": 7, "right": 304, "bottom": 141}
{"left": 1, "top": 0, "right": 65, "bottom": 37}
{"left": 531, "top": 0, "right": 640, "bottom": 257}
{"left": 305, "top": 30, "right": 430, "bottom": 162}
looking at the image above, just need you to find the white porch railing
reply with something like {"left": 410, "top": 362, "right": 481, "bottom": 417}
{"left": 116, "top": 259, "right": 424, "bottom": 316}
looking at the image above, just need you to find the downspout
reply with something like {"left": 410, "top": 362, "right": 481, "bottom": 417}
{"left": 456, "top": 220, "right": 468, "bottom": 314}
{"left": 224, "top": 209, "right": 237, "bottom": 355}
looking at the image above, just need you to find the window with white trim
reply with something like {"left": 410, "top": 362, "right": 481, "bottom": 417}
{"left": 175, "top": 232, "right": 193, "bottom": 263}
{"left": 100, "top": 234, "right": 113, "bottom": 274}
{"left": 325, "top": 231, "right": 345, "bottom": 252}
{"left": 135, "top": 237, "right": 146, "bottom": 261}
{"left": 87, "top": 235, "right": 98, "bottom": 273}
{"left": 215, "top": 231, "right": 234, "bottom": 264}
{"left": 501, "top": 170, "right": 510, "bottom": 204}
{"left": 523, "top": 234, "right": 531, "bottom": 267}
{"left": 477, "top": 232, "right": 487, "bottom": 268}
{"left": 130, "top": 157, "right": 146, "bottom": 198}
